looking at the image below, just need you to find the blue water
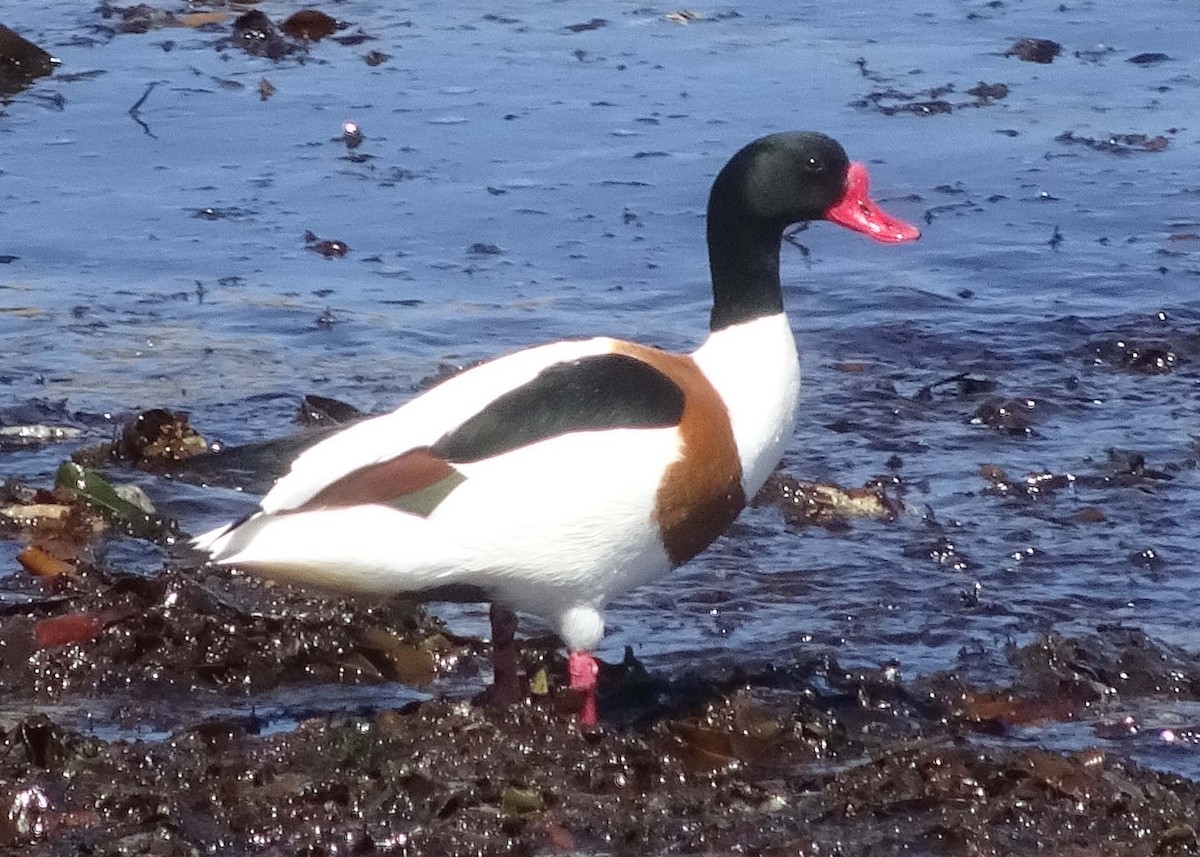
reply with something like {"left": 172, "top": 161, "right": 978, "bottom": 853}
{"left": 2, "top": 0, "right": 1199, "bottom": 774}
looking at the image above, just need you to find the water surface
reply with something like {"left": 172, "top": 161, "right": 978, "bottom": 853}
{"left": 2, "top": 0, "right": 1199, "bottom": 775}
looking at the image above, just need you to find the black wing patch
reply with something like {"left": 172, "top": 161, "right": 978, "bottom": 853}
{"left": 432, "top": 353, "right": 685, "bottom": 464}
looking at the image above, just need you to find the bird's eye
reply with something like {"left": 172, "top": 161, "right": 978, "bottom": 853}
{"left": 805, "top": 156, "right": 824, "bottom": 173}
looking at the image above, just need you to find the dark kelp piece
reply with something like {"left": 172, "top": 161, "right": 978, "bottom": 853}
{"left": 1005, "top": 37, "right": 1061, "bottom": 64}
{"left": 281, "top": 10, "right": 339, "bottom": 42}
{"left": 0, "top": 25, "right": 57, "bottom": 97}
{"left": 231, "top": 10, "right": 300, "bottom": 60}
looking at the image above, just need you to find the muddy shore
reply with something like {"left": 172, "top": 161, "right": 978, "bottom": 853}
{"left": 3, "top": 545, "right": 1200, "bottom": 855}
{"left": 4, "top": 1, "right": 1200, "bottom": 853}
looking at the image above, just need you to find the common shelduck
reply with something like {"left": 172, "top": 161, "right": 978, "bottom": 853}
{"left": 194, "top": 131, "right": 920, "bottom": 724}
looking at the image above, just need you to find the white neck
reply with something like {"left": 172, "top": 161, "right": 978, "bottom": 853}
{"left": 692, "top": 312, "right": 800, "bottom": 497}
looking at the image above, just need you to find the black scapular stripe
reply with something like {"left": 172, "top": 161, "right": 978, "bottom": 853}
{"left": 432, "top": 353, "right": 685, "bottom": 463}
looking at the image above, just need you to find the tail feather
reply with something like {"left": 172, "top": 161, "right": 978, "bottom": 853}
{"left": 191, "top": 523, "right": 233, "bottom": 555}
{"left": 189, "top": 505, "right": 473, "bottom": 597}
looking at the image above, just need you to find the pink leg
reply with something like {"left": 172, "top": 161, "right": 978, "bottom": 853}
{"left": 567, "top": 651, "right": 599, "bottom": 725}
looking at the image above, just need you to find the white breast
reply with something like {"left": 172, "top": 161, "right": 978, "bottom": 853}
{"left": 692, "top": 312, "right": 801, "bottom": 497}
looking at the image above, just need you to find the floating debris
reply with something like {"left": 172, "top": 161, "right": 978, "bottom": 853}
{"left": 339, "top": 120, "right": 364, "bottom": 150}
{"left": 1075, "top": 506, "right": 1107, "bottom": 524}
{"left": 189, "top": 206, "right": 253, "bottom": 221}
{"left": 15, "top": 545, "right": 74, "bottom": 579}
{"left": 965, "top": 81, "right": 1009, "bottom": 101}
{"left": 499, "top": 785, "right": 545, "bottom": 817}
{"left": 332, "top": 30, "right": 375, "bottom": 47}
{"left": 0, "top": 477, "right": 95, "bottom": 536}
{"left": 127, "top": 81, "right": 158, "bottom": 138}
{"left": 2, "top": 784, "right": 51, "bottom": 841}
{"left": 295, "top": 395, "right": 364, "bottom": 427}
{"left": 304, "top": 230, "right": 350, "bottom": 258}
{"left": 757, "top": 472, "right": 903, "bottom": 530}
{"left": 103, "top": 3, "right": 176, "bottom": 34}
{"left": 1104, "top": 447, "right": 1173, "bottom": 482}
{"left": 0, "top": 425, "right": 83, "bottom": 449}
{"left": 980, "top": 464, "right": 1075, "bottom": 500}
{"left": 914, "top": 372, "right": 997, "bottom": 401}
{"left": 118, "top": 408, "right": 209, "bottom": 465}
{"left": 231, "top": 10, "right": 300, "bottom": 60}
{"left": 905, "top": 530, "right": 974, "bottom": 572}
{"left": 357, "top": 626, "right": 438, "bottom": 685}
{"left": 1074, "top": 45, "right": 1118, "bottom": 64}
{"left": 101, "top": 3, "right": 228, "bottom": 33}
{"left": 0, "top": 24, "right": 57, "bottom": 96}
{"left": 1056, "top": 130, "right": 1171, "bottom": 156}
{"left": 0, "top": 502, "right": 73, "bottom": 527}
{"left": 1005, "top": 37, "right": 1062, "bottom": 64}
{"left": 980, "top": 446, "right": 1172, "bottom": 504}
{"left": 951, "top": 688, "right": 1083, "bottom": 727}
{"left": 1089, "top": 337, "right": 1179, "bottom": 373}
{"left": 854, "top": 81, "right": 1009, "bottom": 117}
{"left": 1127, "top": 52, "right": 1170, "bottom": 66}
{"left": 281, "top": 9, "right": 340, "bottom": 42}
{"left": 315, "top": 307, "right": 338, "bottom": 330}
{"left": 54, "top": 461, "right": 163, "bottom": 539}
{"left": 34, "top": 611, "right": 112, "bottom": 649}
{"left": 564, "top": 18, "right": 606, "bottom": 33}
{"left": 969, "top": 397, "right": 1037, "bottom": 435}
{"left": 177, "top": 11, "right": 228, "bottom": 29}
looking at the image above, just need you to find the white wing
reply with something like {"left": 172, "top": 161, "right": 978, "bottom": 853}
{"left": 258, "top": 336, "right": 617, "bottom": 514}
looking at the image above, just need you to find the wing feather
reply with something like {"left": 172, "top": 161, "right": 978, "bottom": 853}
{"left": 432, "top": 352, "right": 684, "bottom": 463}
{"left": 260, "top": 337, "right": 616, "bottom": 513}
{"left": 272, "top": 349, "right": 686, "bottom": 518}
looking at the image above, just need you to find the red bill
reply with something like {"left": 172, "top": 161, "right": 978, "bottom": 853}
{"left": 826, "top": 162, "right": 921, "bottom": 243}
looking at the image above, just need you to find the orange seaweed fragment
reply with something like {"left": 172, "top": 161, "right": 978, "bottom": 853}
{"left": 34, "top": 612, "right": 106, "bottom": 649}
{"left": 16, "top": 545, "right": 74, "bottom": 578}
